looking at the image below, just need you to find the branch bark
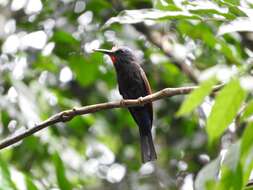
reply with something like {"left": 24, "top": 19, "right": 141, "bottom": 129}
{"left": 0, "top": 85, "right": 223, "bottom": 150}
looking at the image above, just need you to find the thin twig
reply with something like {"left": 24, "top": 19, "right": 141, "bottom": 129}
{"left": 0, "top": 85, "right": 223, "bottom": 150}
{"left": 133, "top": 23, "right": 200, "bottom": 84}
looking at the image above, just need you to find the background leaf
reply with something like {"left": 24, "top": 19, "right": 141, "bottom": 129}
{"left": 0, "top": 157, "right": 17, "bottom": 190}
{"left": 217, "top": 18, "right": 253, "bottom": 36}
{"left": 241, "top": 100, "right": 253, "bottom": 121}
{"left": 177, "top": 78, "right": 217, "bottom": 116}
{"left": 53, "top": 153, "right": 72, "bottom": 190}
{"left": 104, "top": 9, "right": 201, "bottom": 28}
{"left": 207, "top": 79, "right": 246, "bottom": 144}
{"left": 25, "top": 175, "right": 39, "bottom": 190}
{"left": 195, "top": 156, "right": 221, "bottom": 190}
{"left": 240, "top": 123, "right": 253, "bottom": 186}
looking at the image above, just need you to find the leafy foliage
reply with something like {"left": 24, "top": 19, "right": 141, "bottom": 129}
{"left": 53, "top": 153, "right": 72, "bottom": 190}
{"left": 177, "top": 78, "right": 218, "bottom": 116}
{"left": 0, "top": 0, "right": 253, "bottom": 189}
{"left": 206, "top": 79, "right": 246, "bottom": 144}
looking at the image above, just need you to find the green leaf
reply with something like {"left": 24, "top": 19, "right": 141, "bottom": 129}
{"left": 53, "top": 153, "right": 72, "bottom": 190}
{"left": 51, "top": 30, "right": 80, "bottom": 59}
{"left": 68, "top": 54, "right": 100, "bottom": 86}
{"left": 177, "top": 21, "right": 240, "bottom": 63}
{"left": 196, "top": 142, "right": 243, "bottom": 190}
{"left": 206, "top": 79, "right": 246, "bottom": 144}
{"left": 52, "top": 30, "right": 79, "bottom": 45}
{"left": 195, "top": 156, "right": 221, "bottom": 190}
{"left": 178, "top": 22, "right": 216, "bottom": 46}
{"left": 0, "top": 157, "right": 17, "bottom": 190}
{"left": 222, "top": 0, "right": 240, "bottom": 6}
{"left": 153, "top": 0, "right": 182, "bottom": 11}
{"left": 240, "top": 123, "right": 253, "bottom": 186}
{"left": 103, "top": 9, "right": 201, "bottom": 28}
{"left": 25, "top": 175, "right": 39, "bottom": 190}
{"left": 245, "top": 185, "right": 253, "bottom": 190}
{"left": 196, "top": 142, "right": 242, "bottom": 190}
{"left": 241, "top": 101, "right": 253, "bottom": 121}
{"left": 223, "top": 142, "right": 241, "bottom": 171}
{"left": 33, "top": 55, "right": 58, "bottom": 72}
{"left": 241, "top": 123, "right": 253, "bottom": 160}
{"left": 213, "top": 0, "right": 246, "bottom": 17}
{"left": 177, "top": 78, "right": 217, "bottom": 116}
{"left": 85, "top": 0, "right": 111, "bottom": 14}
{"left": 217, "top": 18, "right": 253, "bottom": 36}
{"left": 184, "top": 0, "right": 236, "bottom": 20}
{"left": 216, "top": 165, "right": 242, "bottom": 190}
{"left": 217, "top": 142, "right": 242, "bottom": 190}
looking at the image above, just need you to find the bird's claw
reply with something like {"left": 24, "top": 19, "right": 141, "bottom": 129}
{"left": 72, "top": 107, "right": 77, "bottom": 114}
{"left": 138, "top": 97, "right": 144, "bottom": 106}
{"left": 61, "top": 111, "right": 73, "bottom": 122}
{"left": 120, "top": 99, "right": 125, "bottom": 106}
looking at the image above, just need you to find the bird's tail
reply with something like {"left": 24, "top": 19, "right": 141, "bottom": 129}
{"left": 140, "top": 131, "right": 157, "bottom": 163}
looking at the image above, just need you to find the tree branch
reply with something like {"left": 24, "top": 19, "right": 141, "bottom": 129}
{"left": 0, "top": 85, "right": 223, "bottom": 150}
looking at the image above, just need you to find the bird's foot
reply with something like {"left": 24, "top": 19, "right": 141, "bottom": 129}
{"left": 61, "top": 111, "right": 73, "bottom": 122}
{"left": 120, "top": 99, "right": 126, "bottom": 106}
{"left": 72, "top": 107, "right": 77, "bottom": 114}
{"left": 138, "top": 96, "right": 144, "bottom": 106}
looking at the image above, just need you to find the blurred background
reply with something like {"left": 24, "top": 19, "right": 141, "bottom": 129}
{"left": 0, "top": 0, "right": 253, "bottom": 189}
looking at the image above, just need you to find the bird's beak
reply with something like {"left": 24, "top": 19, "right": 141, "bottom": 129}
{"left": 93, "top": 48, "right": 114, "bottom": 55}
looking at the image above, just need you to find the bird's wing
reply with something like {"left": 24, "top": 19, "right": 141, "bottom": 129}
{"left": 139, "top": 67, "right": 153, "bottom": 124}
{"left": 139, "top": 68, "right": 152, "bottom": 95}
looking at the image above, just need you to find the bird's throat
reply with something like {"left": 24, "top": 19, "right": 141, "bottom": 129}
{"left": 110, "top": 55, "right": 116, "bottom": 64}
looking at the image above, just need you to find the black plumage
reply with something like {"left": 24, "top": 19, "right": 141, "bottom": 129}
{"left": 94, "top": 46, "right": 157, "bottom": 163}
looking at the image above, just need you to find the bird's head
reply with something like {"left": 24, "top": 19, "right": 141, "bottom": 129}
{"left": 93, "top": 46, "right": 136, "bottom": 65}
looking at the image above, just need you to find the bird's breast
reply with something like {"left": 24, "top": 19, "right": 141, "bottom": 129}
{"left": 115, "top": 65, "right": 146, "bottom": 99}
{"left": 117, "top": 68, "right": 139, "bottom": 87}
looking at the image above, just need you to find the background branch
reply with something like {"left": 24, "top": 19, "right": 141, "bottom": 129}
{"left": 109, "top": 0, "right": 200, "bottom": 84}
{"left": 0, "top": 85, "right": 223, "bottom": 150}
{"left": 133, "top": 23, "right": 199, "bottom": 84}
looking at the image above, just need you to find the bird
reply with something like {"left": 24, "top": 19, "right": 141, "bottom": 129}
{"left": 94, "top": 46, "right": 157, "bottom": 163}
